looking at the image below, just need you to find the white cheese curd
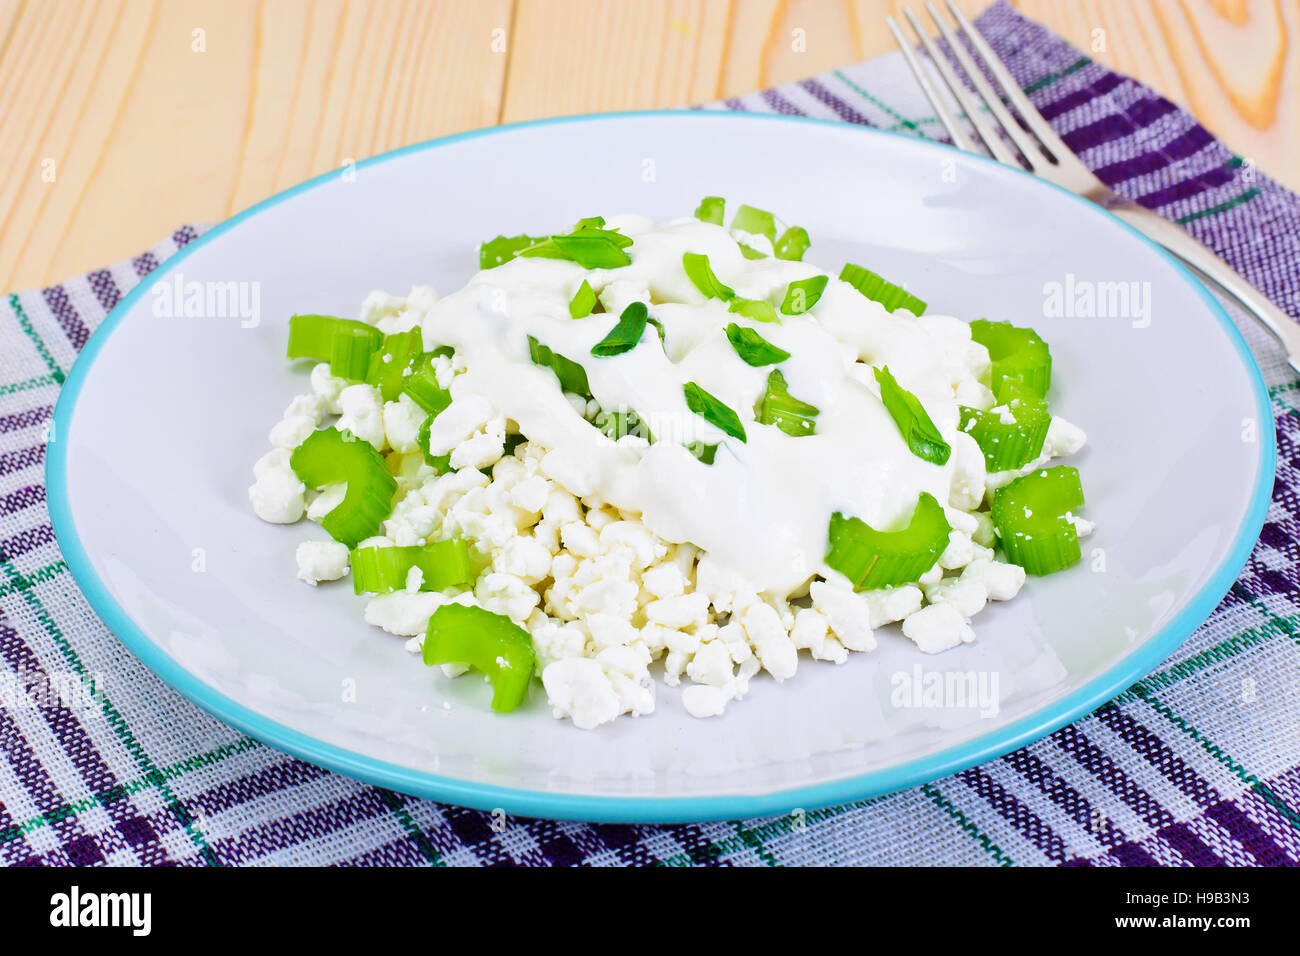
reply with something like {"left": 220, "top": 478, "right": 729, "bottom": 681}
{"left": 250, "top": 213, "right": 1091, "bottom": 727}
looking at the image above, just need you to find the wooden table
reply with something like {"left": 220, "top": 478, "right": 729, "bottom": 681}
{"left": 1, "top": 0, "right": 1294, "bottom": 292}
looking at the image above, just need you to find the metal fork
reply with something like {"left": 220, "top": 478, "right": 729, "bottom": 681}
{"left": 890, "top": 0, "right": 1300, "bottom": 374}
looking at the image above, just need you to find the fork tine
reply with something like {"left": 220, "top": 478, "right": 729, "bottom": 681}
{"left": 942, "top": 0, "right": 1075, "bottom": 164}
{"left": 886, "top": 15, "right": 977, "bottom": 153}
{"left": 900, "top": 7, "right": 1018, "bottom": 165}
{"left": 924, "top": 1, "right": 1041, "bottom": 169}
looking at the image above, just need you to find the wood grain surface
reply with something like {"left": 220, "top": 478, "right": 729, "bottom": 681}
{"left": 0, "top": 0, "right": 1295, "bottom": 292}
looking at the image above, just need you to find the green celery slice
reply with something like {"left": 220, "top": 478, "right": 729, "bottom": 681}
{"left": 685, "top": 440, "right": 718, "bottom": 465}
{"left": 682, "top": 252, "right": 735, "bottom": 301}
{"left": 290, "top": 428, "right": 397, "bottom": 548}
{"left": 590, "top": 302, "right": 650, "bottom": 357}
{"left": 754, "top": 369, "right": 818, "bottom": 437}
{"left": 724, "top": 322, "right": 790, "bottom": 366}
{"left": 569, "top": 279, "right": 599, "bottom": 319}
{"left": 969, "top": 319, "right": 1052, "bottom": 399}
{"left": 572, "top": 215, "right": 606, "bottom": 231}
{"left": 780, "top": 275, "right": 829, "bottom": 315}
{"left": 774, "top": 226, "right": 810, "bottom": 261}
{"left": 730, "top": 204, "right": 777, "bottom": 241}
{"left": 401, "top": 351, "right": 453, "bottom": 416}
{"left": 991, "top": 466, "right": 1084, "bottom": 575}
{"left": 287, "top": 314, "right": 382, "bottom": 363}
{"left": 728, "top": 297, "right": 779, "bottom": 323}
{"left": 416, "top": 415, "right": 453, "bottom": 472}
{"left": 422, "top": 604, "right": 536, "bottom": 713}
{"left": 738, "top": 243, "right": 767, "bottom": 260}
{"left": 825, "top": 492, "right": 952, "bottom": 590}
{"left": 959, "top": 382, "right": 1051, "bottom": 471}
{"left": 683, "top": 381, "right": 746, "bottom": 442}
{"left": 840, "top": 263, "right": 927, "bottom": 316}
{"left": 365, "top": 331, "right": 420, "bottom": 402}
{"left": 694, "top": 196, "right": 725, "bottom": 225}
{"left": 873, "top": 365, "right": 951, "bottom": 466}
{"left": 350, "top": 539, "right": 474, "bottom": 595}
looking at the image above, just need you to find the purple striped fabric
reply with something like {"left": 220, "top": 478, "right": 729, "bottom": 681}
{"left": 1, "top": 1, "right": 1298, "bottom": 866}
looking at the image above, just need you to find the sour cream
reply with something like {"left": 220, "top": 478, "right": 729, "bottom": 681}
{"left": 417, "top": 215, "right": 991, "bottom": 598}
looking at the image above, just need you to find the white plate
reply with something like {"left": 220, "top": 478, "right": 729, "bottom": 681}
{"left": 47, "top": 112, "right": 1274, "bottom": 822}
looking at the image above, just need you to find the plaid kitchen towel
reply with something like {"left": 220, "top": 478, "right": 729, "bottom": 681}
{"left": 3, "top": 1, "right": 1299, "bottom": 867}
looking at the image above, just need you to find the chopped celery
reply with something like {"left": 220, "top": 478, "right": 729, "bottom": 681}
{"left": 287, "top": 314, "right": 382, "bottom": 365}
{"left": 730, "top": 204, "right": 777, "bottom": 241}
{"left": 774, "top": 226, "right": 810, "bottom": 261}
{"left": 959, "top": 382, "right": 1050, "bottom": 471}
{"left": 290, "top": 428, "right": 397, "bottom": 548}
{"left": 422, "top": 604, "right": 536, "bottom": 713}
{"left": 728, "top": 297, "right": 780, "bottom": 323}
{"left": 991, "top": 466, "right": 1085, "bottom": 575}
{"left": 970, "top": 319, "right": 1052, "bottom": 399}
{"left": 825, "top": 492, "right": 952, "bottom": 590}
{"left": 365, "top": 331, "right": 420, "bottom": 402}
{"left": 350, "top": 540, "right": 474, "bottom": 595}
{"left": 401, "top": 351, "right": 453, "bottom": 416}
{"left": 694, "top": 196, "right": 725, "bottom": 225}
{"left": 840, "top": 263, "right": 927, "bottom": 316}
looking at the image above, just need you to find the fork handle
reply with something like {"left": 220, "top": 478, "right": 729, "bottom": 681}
{"left": 1108, "top": 201, "right": 1300, "bottom": 376}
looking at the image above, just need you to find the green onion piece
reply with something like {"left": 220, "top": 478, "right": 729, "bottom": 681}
{"left": 594, "top": 407, "right": 651, "bottom": 442}
{"left": 840, "top": 263, "right": 927, "bottom": 316}
{"left": 754, "top": 369, "right": 818, "bottom": 437}
{"left": 780, "top": 275, "right": 829, "bottom": 315}
{"left": 991, "top": 466, "right": 1084, "bottom": 575}
{"left": 725, "top": 322, "right": 790, "bottom": 367}
{"left": 774, "top": 226, "right": 810, "bottom": 261}
{"left": 287, "top": 314, "right": 382, "bottom": 363}
{"left": 683, "top": 382, "right": 746, "bottom": 442}
{"left": 519, "top": 232, "right": 632, "bottom": 268}
{"left": 969, "top": 319, "right": 1052, "bottom": 400}
{"left": 329, "top": 325, "right": 383, "bottom": 381}
{"left": 480, "top": 234, "right": 546, "bottom": 269}
{"left": 290, "top": 428, "right": 397, "bottom": 548}
{"left": 825, "top": 492, "right": 952, "bottom": 590}
{"left": 694, "top": 196, "right": 725, "bottom": 225}
{"left": 350, "top": 540, "right": 474, "bottom": 596}
{"left": 365, "top": 331, "right": 420, "bottom": 402}
{"left": 415, "top": 415, "right": 453, "bottom": 472}
{"left": 422, "top": 604, "right": 536, "bottom": 713}
{"left": 738, "top": 243, "right": 767, "bottom": 260}
{"left": 681, "top": 252, "right": 735, "bottom": 301}
{"left": 528, "top": 335, "right": 592, "bottom": 398}
{"left": 572, "top": 215, "right": 605, "bottom": 231}
{"left": 590, "top": 301, "right": 650, "bottom": 357}
{"left": 401, "top": 351, "right": 453, "bottom": 416}
{"left": 730, "top": 204, "right": 777, "bottom": 241}
{"left": 873, "top": 365, "right": 951, "bottom": 466}
{"left": 685, "top": 441, "right": 718, "bottom": 465}
{"left": 728, "top": 297, "right": 779, "bottom": 323}
{"left": 569, "top": 279, "right": 599, "bottom": 319}
{"left": 959, "top": 382, "right": 1051, "bottom": 471}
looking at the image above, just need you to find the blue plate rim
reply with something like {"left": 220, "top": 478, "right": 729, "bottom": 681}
{"left": 45, "top": 110, "right": 1277, "bottom": 823}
